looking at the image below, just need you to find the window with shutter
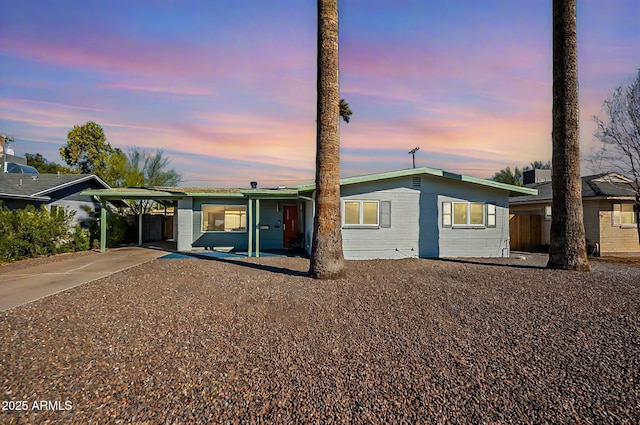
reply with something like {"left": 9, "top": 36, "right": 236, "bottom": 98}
{"left": 380, "top": 201, "right": 391, "bottom": 228}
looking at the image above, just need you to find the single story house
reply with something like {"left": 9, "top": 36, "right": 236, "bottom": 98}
{"left": 83, "top": 167, "right": 536, "bottom": 258}
{"left": 0, "top": 173, "right": 113, "bottom": 227}
{"left": 509, "top": 172, "right": 639, "bottom": 255}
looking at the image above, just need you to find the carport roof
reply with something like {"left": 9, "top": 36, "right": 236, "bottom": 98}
{"left": 81, "top": 187, "right": 300, "bottom": 200}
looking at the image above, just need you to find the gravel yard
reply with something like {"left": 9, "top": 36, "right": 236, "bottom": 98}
{"left": 1, "top": 253, "right": 639, "bottom": 424}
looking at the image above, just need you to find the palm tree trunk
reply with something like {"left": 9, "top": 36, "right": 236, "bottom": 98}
{"left": 309, "top": 0, "right": 346, "bottom": 279}
{"left": 547, "top": 0, "right": 590, "bottom": 271}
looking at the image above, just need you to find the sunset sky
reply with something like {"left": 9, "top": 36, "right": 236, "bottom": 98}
{"left": 1, "top": 1, "right": 638, "bottom": 187}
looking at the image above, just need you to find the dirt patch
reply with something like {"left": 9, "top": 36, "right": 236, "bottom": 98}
{"left": 591, "top": 255, "right": 640, "bottom": 269}
{"left": 1, "top": 256, "right": 638, "bottom": 423}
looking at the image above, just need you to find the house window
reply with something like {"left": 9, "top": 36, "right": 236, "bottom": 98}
{"left": 202, "top": 205, "right": 246, "bottom": 232}
{"left": 613, "top": 203, "right": 636, "bottom": 226}
{"left": 442, "top": 202, "right": 452, "bottom": 228}
{"left": 443, "top": 201, "right": 486, "bottom": 227}
{"left": 343, "top": 200, "right": 379, "bottom": 226}
{"left": 487, "top": 204, "right": 496, "bottom": 228}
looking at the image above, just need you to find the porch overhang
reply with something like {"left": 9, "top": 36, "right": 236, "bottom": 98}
{"left": 81, "top": 187, "right": 304, "bottom": 256}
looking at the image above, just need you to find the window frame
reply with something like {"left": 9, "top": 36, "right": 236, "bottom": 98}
{"left": 201, "top": 204, "right": 248, "bottom": 233}
{"left": 442, "top": 201, "right": 487, "bottom": 228}
{"left": 342, "top": 200, "right": 380, "bottom": 228}
{"left": 612, "top": 203, "right": 636, "bottom": 227}
{"left": 486, "top": 203, "right": 497, "bottom": 228}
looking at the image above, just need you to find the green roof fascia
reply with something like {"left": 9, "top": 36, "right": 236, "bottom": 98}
{"left": 183, "top": 192, "right": 245, "bottom": 198}
{"left": 297, "top": 168, "right": 439, "bottom": 192}
{"left": 297, "top": 167, "right": 537, "bottom": 196}
{"left": 80, "top": 188, "right": 184, "bottom": 200}
{"left": 446, "top": 173, "right": 538, "bottom": 196}
{"left": 242, "top": 189, "right": 299, "bottom": 199}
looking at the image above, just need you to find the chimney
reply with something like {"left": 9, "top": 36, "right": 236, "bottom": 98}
{"left": 250, "top": 181, "right": 258, "bottom": 189}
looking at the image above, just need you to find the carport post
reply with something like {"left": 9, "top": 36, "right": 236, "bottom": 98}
{"left": 100, "top": 199, "right": 107, "bottom": 253}
{"left": 138, "top": 213, "right": 143, "bottom": 246}
{"left": 255, "top": 199, "right": 260, "bottom": 258}
{"left": 248, "top": 198, "right": 253, "bottom": 257}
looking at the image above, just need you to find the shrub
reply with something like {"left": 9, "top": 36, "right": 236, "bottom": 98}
{"left": 0, "top": 203, "right": 91, "bottom": 263}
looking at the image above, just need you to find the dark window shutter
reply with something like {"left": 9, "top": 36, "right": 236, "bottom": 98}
{"left": 380, "top": 201, "right": 391, "bottom": 228}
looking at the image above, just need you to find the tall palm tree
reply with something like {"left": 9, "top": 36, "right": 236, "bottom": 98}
{"left": 339, "top": 98, "right": 352, "bottom": 123}
{"left": 309, "top": 0, "right": 346, "bottom": 279}
{"left": 547, "top": 0, "right": 589, "bottom": 270}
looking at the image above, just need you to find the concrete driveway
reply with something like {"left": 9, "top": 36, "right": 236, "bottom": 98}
{"left": 0, "top": 247, "right": 166, "bottom": 311}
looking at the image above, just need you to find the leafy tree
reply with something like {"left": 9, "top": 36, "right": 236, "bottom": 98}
{"left": 492, "top": 166, "right": 523, "bottom": 185}
{"left": 590, "top": 69, "right": 640, "bottom": 245}
{"left": 309, "top": 0, "right": 345, "bottom": 279}
{"left": 104, "top": 147, "right": 181, "bottom": 214}
{"left": 547, "top": 0, "right": 589, "bottom": 271}
{"left": 339, "top": 99, "right": 352, "bottom": 123}
{"left": 99, "top": 148, "right": 128, "bottom": 187}
{"left": 60, "top": 121, "right": 113, "bottom": 175}
{"left": 25, "top": 153, "right": 74, "bottom": 174}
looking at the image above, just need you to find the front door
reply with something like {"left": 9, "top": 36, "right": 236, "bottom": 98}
{"left": 283, "top": 205, "right": 299, "bottom": 248}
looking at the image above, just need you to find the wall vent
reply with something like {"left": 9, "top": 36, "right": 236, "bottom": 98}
{"left": 412, "top": 177, "right": 421, "bottom": 187}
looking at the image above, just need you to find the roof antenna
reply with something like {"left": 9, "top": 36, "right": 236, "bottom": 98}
{"left": 408, "top": 147, "right": 420, "bottom": 168}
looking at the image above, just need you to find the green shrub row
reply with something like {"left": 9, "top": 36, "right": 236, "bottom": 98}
{"left": 0, "top": 204, "right": 90, "bottom": 263}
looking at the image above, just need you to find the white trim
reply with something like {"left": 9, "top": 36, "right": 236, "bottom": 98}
{"left": 342, "top": 200, "right": 380, "bottom": 228}
{"left": 612, "top": 203, "right": 636, "bottom": 226}
{"left": 451, "top": 201, "right": 486, "bottom": 228}
{"left": 32, "top": 174, "right": 110, "bottom": 196}
{"left": 487, "top": 204, "right": 496, "bottom": 227}
{"left": 201, "top": 204, "right": 248, "bottom": 233}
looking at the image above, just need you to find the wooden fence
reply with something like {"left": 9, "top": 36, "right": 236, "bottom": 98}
{"left": 509, "top": 214, "right": 542, "bottom": 251}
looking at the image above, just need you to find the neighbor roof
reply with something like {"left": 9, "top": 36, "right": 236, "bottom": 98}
{"left": 297, "top": 167, "right": 538, "bottom": 196}
{"left": 510, "top": 173, "right": 638, "bottom": 204}
{"left": 0, "top": 173, "right": 109, "bottom": 200}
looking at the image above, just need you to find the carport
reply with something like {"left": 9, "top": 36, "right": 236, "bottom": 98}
{"left": 81, "top": 188, "right": 181, "bottom": 253}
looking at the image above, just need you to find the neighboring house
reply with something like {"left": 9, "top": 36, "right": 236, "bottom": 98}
{"left": 0, "top": 173, "right": 112, "bottom": 227}
{"left": 83, "top": 167, "right": 536, "bottom": 258}
{"left": 509, "top": 172, "right": 639, "bottom": 255}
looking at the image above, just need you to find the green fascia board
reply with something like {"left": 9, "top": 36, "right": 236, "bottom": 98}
{"left": 297, "top": 167, "right": 537, "bottom": 196}
{"left": 81, "top": 187, "right": 300, "bottom": 201}
{"left": 185, "top": 192, "right": 245, "bottom": 198}
{"left": 185, "top": 190, "right": 298, "bottom": 199}
{"left": 453, "top": 174, "right": 538, "bottom": 195}
{"left": 242, "top": 189, "right": 299, "bottom": 198}
{"left": 80, "top": 188, "right": 182, "bottom": 200}
{"left": 296, "top": 168, "right": 437, "bottom": 192}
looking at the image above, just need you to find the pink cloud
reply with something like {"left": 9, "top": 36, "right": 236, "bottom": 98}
{"left": 0, "top": 26, "right": 312, "bottom": 82}
{"left": 97, "top": 82, "right": 216, "bottom": 96}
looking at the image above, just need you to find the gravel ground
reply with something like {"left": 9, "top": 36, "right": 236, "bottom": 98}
{"left": 1, "top": 253, "right": 638, "bottom": 424}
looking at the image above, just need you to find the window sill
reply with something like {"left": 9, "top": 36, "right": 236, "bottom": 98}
{"left": 450, "top": 226, "right": 487, "bottom": 229}
{"left": 202, "top": 230, "right": 247, "bottom": 233}
{"left": 342, "top": 225, "right": 380, "bottom": 229}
